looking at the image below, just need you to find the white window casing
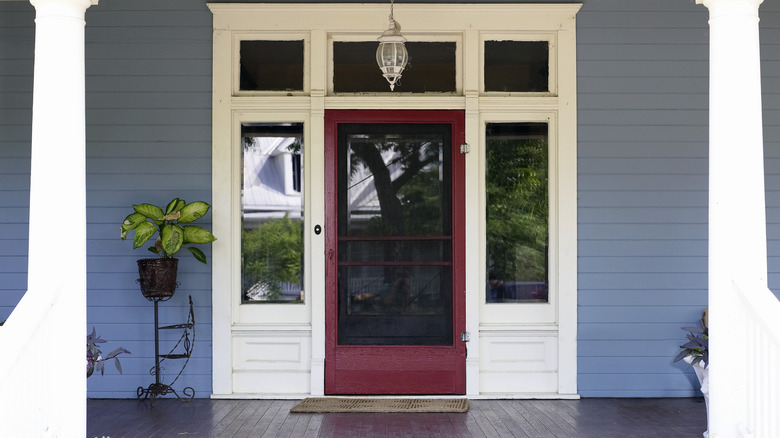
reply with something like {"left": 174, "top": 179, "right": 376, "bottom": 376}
{"left": 209, "top": 3, "right": 580, "bottom": 398}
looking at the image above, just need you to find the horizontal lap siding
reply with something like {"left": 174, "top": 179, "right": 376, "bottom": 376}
{"left": 84, "top": 0, "right": 214, "bottom": 398}
{"left": 0, "top": 0, "right": 214, "bottom": 398}
{"left": 578, "top": 0, "right": 780, "bottom": 397}
{"left": 576, "top": 0, "right": 710, "bottom": 397}
{"left": 0, "top": 4, "right": 33, "bottom": 319}
{"left": 763, "top": 8, "right": 780, "bottom": 292}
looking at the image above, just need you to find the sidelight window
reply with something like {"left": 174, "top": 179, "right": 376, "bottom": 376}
{"left": 241, "top": 123, "right": 305, "bottom": 303}
{"left": 485, "top": 122, "right": 549, "bottom": 303}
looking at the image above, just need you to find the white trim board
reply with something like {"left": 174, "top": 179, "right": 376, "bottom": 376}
{"left": 209, "top": 3, "right": 580, "bottom": 398}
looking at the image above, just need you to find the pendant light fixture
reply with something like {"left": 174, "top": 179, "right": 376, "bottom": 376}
{"left": 376, "top": 0, "right": 408, "bottom": 91}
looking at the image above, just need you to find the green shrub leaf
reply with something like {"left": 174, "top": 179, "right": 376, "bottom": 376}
{"left": 120, "top": 212, "right": 146, "bottom": 239}
{"left": 183, "top": 226, "right": 216, "bottom": 244}
{"left": 165, "top": 198, "right": 185, "bottom": 215}
{"left": 133, "top": 203, "right": 164, "bottom": 223}
{"left": 161, "top": 224, "right": 184, "bottom": 256}
{"left": 187, "top": 246, "right": 208, "bottom": 264}
{"left": 132, "top": 221, "right": 157, "bottom": 249}
{"left": 122, "top": 199, "right": 215, "bottom": 262}
{"left": 177, "top": 201, "right": 211, "bottom": 223}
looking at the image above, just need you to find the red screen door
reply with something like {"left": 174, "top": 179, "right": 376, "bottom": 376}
{"left": 324, "top": 110, "right": 466, "bottom": 394}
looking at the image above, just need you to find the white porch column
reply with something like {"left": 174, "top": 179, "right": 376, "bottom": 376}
{"left": 27, "top": 0, "right": 96, "bottom": 434}
{"left": 697, "top": 0, "right": 767, "bottom": 436}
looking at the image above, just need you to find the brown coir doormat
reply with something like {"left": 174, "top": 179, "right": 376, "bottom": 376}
{"left": 290, "top": 397, "right": 469, "bottom": 413}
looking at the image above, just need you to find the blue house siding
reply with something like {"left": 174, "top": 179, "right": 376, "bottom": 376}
{"left": 2, "top": 0, "right": 779, "bottom": 398}
{"left": 83, "top": 0, "right": 214, "bottom": 398}
{"left": 576, "top": 0, "right": 710, "bottom": 397}
{"left": 764, "top": 7, "right": 780, "bottom": 296}
{"left": 0, "top": 3, "right": 33, "bottom": 320}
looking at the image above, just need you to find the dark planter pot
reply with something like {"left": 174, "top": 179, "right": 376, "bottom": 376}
{"left": 137, "top": 258, "right": 179, "bottom": 299}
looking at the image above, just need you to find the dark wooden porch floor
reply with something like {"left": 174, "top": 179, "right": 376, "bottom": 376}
{"left": 87, "top": 397, "right": 707, "bottom": 438}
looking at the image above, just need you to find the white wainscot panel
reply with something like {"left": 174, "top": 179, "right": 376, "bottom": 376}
{"left": 233, "top": 331, "right": 311, "bottom": 371}
{"left": 231, "top": 330, "right": 312, "bottom": 396}
{"left": 479, "top": 331, "right": 558, "bottom": 395}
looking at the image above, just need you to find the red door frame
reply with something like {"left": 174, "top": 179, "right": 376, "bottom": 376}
{"left": 324, "top": 110, "right": 466, "bottom": 395}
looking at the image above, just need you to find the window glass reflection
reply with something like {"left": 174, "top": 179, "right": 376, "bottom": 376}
{"left": 484, "top": 41, "right": 549, "bottom": 92}
{"left": 337, "top": 123, "right": 453, "bottom": 345}
{"left": 486, "top": 123, "right": 548, "bottom": 303}
{"left": 334, "top": 42, "right": 456, "bottom": 93}
{"left": 240, "top": 40, "right": 304, "bottom": 91}
{"left": 241, "top": 123, "right": 304, "bottom": 303}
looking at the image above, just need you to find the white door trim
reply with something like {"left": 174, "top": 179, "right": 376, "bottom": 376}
{"left": 209, "top": 3, "right": 580, "bottom": 398}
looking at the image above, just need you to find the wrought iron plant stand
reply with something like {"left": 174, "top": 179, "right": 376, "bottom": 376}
{"left": 137, "top": 293, "right": 196, "bottom": 407}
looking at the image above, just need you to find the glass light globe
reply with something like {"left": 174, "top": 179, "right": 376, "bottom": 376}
{"left": 376, "top": 19, "right": 408, "bottom": 91}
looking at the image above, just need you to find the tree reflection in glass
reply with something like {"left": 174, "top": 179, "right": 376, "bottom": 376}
{"left": 241, "top": 123, "right": 304, "bottom": 303}
{"left": 486, "top": 123, "right": 548, "bottom": 303}
{"left": 338, "top": 124, "right": 453, "bottom": 345}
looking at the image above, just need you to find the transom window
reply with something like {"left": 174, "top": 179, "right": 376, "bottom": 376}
{"left": 239, "top": 40, "right": 305, "bottom": 91}
{"left": 333, "top": 41, "right": 457, "bottom": 93}
{"left": 484, "top": 41, "right": 549, "bottom": 92}
{"left": 236, "top": 36, "right": 555, "bottom": 95}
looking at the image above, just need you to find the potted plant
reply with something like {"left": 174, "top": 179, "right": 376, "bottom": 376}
{"left": 121, "top": 198, "right": 216, "bottom": 299}
{"left": 87, "top": 327, "right": 130, "bottom": 377}
{"left": 674, "top": 321, "right": 708, "bottom": 369}
{"left": 674, "top": 310, "right": 708, "bottom": 438}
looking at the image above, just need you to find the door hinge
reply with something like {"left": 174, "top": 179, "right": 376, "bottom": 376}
{"left": 460, "top": 143, "right": 470, "bottom": 154}
{"left": 460, "top": 331, "right": 470, "bottom": 342}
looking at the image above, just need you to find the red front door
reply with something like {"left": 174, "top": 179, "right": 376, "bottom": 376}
{"left": 324, "top": 110, "right": 466, "bottom": 394}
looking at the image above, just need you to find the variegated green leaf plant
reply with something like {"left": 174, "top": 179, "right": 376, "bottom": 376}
{"left": 120, "top": 198, "right": 217, "bottom": 264}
